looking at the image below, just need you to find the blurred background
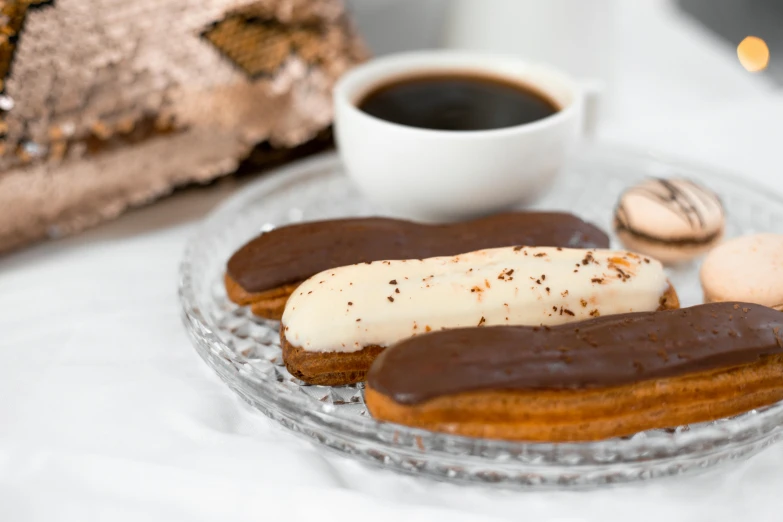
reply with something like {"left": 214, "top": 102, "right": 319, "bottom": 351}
{"left": 348, "top": 0, "right": 778, "bottom": 124}
{"left": 350, "top": 0, "right": 782, "bottom": 79}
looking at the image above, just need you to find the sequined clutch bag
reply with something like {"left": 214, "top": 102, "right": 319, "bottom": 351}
{"left": 0, "top": 0, "right": 366, "bottom": 252}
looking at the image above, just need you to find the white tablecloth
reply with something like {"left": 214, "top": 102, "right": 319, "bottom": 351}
{"left": 2, "top": 2, "right": 782, "bottom": 520}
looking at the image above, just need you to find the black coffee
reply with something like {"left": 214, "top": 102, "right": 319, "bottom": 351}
{"left": 357, "top": 73, "right": 559, "bottom": 131}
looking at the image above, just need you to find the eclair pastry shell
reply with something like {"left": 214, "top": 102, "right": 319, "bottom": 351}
{"left": 365, "top": 354, "right": 783, "bottom": 442}
{"left": 225, "top": 274, "right": 300, "bottom": 320}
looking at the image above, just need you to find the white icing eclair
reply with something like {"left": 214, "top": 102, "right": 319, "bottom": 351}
{"left": 282, "top": 246, "right": 677, "bottom": 353}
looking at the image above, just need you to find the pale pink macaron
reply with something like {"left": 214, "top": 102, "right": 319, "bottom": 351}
{"left": 614, "top": 178, "right": 724, "bottom": 264}
{"left": 700, "top": 233, "right": 783, "bottom": 310}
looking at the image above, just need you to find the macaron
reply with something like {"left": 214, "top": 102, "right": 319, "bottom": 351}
{"left": 700, "top": 233, "right": 783, "bottom": 310}
{"left": 613, "top": 178, "right": 724, "bottom": 264}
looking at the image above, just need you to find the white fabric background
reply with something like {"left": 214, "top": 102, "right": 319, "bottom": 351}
{"left": 2, "top": 1, "right": 783, "bottom": 520}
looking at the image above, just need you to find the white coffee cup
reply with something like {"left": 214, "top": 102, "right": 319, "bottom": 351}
{"left": 333, "top": 50, "right": 600, "bottom": 221}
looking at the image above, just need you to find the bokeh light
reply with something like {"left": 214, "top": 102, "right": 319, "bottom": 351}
{"left": 737, "top": 36, "right": 770, "bottom": 72}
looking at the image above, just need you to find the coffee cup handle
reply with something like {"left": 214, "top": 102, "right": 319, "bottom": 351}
{"left": 579, "top": 79, "right": 604, "bottom": 139}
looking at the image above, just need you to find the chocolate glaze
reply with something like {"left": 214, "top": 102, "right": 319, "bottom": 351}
{"left": 227, "top": 213, "right": 609, "bottom": 292}
{"left": 367, "top": 303, "right": 783, "bottom": 405}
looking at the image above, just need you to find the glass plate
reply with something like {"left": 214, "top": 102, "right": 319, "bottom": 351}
{"left": 179, "top": 145, "right": 783, "bottom": 490}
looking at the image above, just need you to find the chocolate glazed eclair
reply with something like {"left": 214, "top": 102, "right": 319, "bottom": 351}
{"left": 225, "top": 213, "right": 609, "bottom": 319}
{"left": 365, "top": 303, "right": 783, "bottom": 442}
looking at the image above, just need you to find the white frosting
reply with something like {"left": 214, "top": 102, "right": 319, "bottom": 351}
{"left": 282, "top": 246, "right": 669, "bottom": 353}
